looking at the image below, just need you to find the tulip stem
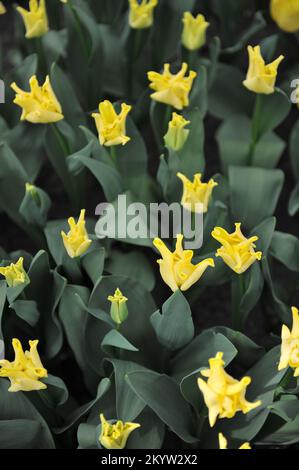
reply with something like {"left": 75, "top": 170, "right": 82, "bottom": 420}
{"left": 51, "top": 123, "right": 70, "bottom": 157}
{"left": 247, "top": 94, "right": 262, "bottom": 166}
{"left": 231, "top": 273, "right": 245, "bottom": 331}
{"left": 110, "top": 146, "right": 117, "bottom": 166}
{"left": 35, "top": 37, "right": 47, "bottom": 75}
{"left": 163, "top": 105, "right": 173, "bottom": 136}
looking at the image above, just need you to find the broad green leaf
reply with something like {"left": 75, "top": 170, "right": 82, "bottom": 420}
{"left": 151, "top": 291, "right": 194, "bottom": 351}
{"left": 229, "top": 166, "right": 284, "bottom": 231}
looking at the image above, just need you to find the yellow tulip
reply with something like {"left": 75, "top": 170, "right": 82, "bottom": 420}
{"left": 148, "top": 63, "right": 197, "bottom": 110}
{"left": 11, "top": 75, "right": 64, "bottom": 124}
{"left": 16, "top": 0, "right": 49, "bottom": 39}
{"left": 92, "top": 100, "right": 132, "bottom": 147}
{"left": 129, "top": 0, "right": 158, "bottom": 29}
{"left": 182, "top": 12, "right": 209, "bottom": 51}
{"left": 0, "top": 2, "right": 6, "bottom": 14}
{"left": 211, "top": 223, "right": 262, "bottom": 274}
{"left": 108, "top": 288, "right": 129, "bottom": 325}
{"left": 0, "top": 257, "right": 27, "bottom": 288}
{"left": 61, "top": 209, "right": 92, "bottom": 259}
{"left": 243, "top": 45, "right": 284, "bottom": 95}
{"left": 270, "top": 0, "right": 299, "bottom": 32}
{"left": 218, "top": 433, "right": 251, "bottom": 450}
{"left": 278, "top": 306, "right": 299, "bottom": 376}
{"left": 0, "top": 339, "right": 47, "bottom": 392}
{"left": 198, "top": 352, "right": 261, "bottom": 427}
{"left": 177, "top": 172, "right": 218, "bottom": 214}
{"left": 164, "top": 112, "right": 190, "bottom": 151}
{"left": 99, "top": 413, "right": 140, "bottom": 449}
{"left": 153, "top": 234, "right": 214, "bottom": 292}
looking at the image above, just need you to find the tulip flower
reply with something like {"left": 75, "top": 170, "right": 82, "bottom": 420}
{"left": 0, "top": 257, "right": 28, "bottom": 288}
{"left": 16, "top": 0, "right": 49, "bottom": 39}
{"left": 148, "top": 63, "right": 197, "bottom": 110}
{"left": 278, "top": 306, "right": 299, "bottom": 376}
{"left": 108, "top": 288, "right": 129, "bottom": 325}
{"left": 0, "top": 2, "right": 6, "bottom": 14}
{"left": 92, "top": 100, "right": 132, "bottom": 147}
{"left": 61, "top": 209, "right": 92, "bottom": 258}
{"left": 198, "top": 352, "right": 261, "bottom": 427}
{"left": 11, "top": 75, "right": 64, "bottom": 124}
{"left": 270, "top": 0, "right": 299, "bottom": 33}
{"left": 218, "top": 433, "right": 251, "bottom": 450}
{"left": 243, "top": 45, "right": 284, "bottom": 95}
{"left": 128, "top": 0, "right": 158, "bottom": 29}
{"left": 0, "top": 339, "right": 47, "bottom": 392}
{"left": 211, "top": 223, "right": 262, "bottom": 274}
{"left": 177, "top": 172, "right": 218, "bottom": 213}
{"left": 182, "top": 12, "right": 209, "bottom": 51}
{"left": 164, "top": 113, "right": 190, "bottom": 151}
{"left": 153, "top": 234, "right": 214, "bottom": 292}
{"left": 99, "top": 414, "right": 140, "bottom": 449}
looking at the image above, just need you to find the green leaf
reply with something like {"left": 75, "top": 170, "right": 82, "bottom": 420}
{"left": 106, "top": 250, "right": 155, "bottom": 292}
{"left": 254, "top": 90, "right": 291, "bottom": 138}
{"left": 177, "top": 107, "right": 205, "bottom": 176}
{"left": 10, "top": 300, "right": 40, "bottom": 327}
{"left": 251, "top": 217, "right": 276, "bottom": 254}
{"left": 151, "top": 291, "right": 194, "bottom": 351}
{"left": 289, "top": 183, "right": 299, "bottom": 216}
{"left": 54, "top": 378, "right": 111, "bottom": 434}
{"left": 101, "top": 330, "right": 139, "bottom": 355}
{"left": 0, "top": 380, "right": 55, "bottom": 448}
{"left": 104, "top": 359, "right": 148, "bottom": 422}
{"left": 269, "top": 231, "right": 299, "bottom": 272}
{"left": 126, "top": 370, "right": 198, "bottom": 443}
{"left": 170, "top": 330, "right": 237, "bottom": 382}
{"left": 209, "top": 63, "right": 252, "bottom": 119}
{"left": 229, "top": 166, "right": 284, "bottom": 231}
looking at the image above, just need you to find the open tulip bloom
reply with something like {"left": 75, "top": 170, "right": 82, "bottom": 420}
{"left": 1, "top": 0, "right": 299, "bottom": 452}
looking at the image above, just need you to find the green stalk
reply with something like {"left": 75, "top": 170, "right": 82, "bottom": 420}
{"left": 231, "top": 273, "right": 245, "bottom": 331}
{"left": 163, "top": 105, "right": 173, "bottom": 136}
{"left": 34, "top": 37, "right": 47, "bottom": 75}
{"left": 247, "top": 94, "right": 262, "bottom": 166}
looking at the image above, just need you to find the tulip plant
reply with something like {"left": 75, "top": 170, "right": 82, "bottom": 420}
{"left": 1, "top": 0, "right": 299, "bottom": 451}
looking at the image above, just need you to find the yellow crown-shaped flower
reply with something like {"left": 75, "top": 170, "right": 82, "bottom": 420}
{"left": 92, "top": 100, "right": 132, "bottom": 147}
{"left": 211, "top": 223, "right": 262, "bottom": 274}
{"left": 182, "top": 11, "right": 209, "bottom": 51}
{"left": 0, "top": 257, "right": 27, "bottom": 288}
{"left": 11, "top": 75, "right": 64, "bottom": 124}
{"left": 148, "top": 63, "right": 197, "bottom": 110}
{"left": 108, "top": 288, "right": 129, "bottom": 325}
{"left": 0, "top": 2, "right": 6, "bottom": 14}
{"left": 61, "top": 209, "right": 92, "bottom": 259}
{"left": 17, "top": 0, "right": 49, "bottom": 39}
{"left": 177, "top": 172, "right": 218, "bottom": 214}
{"left": 164, "top": 112, "right": 190, "bottom": 151}
{"left": 153, "top": 234, "right": 214, "bottom": 292}
{"left": 0, "top": 339, "right": 47, "bottom": 392}
{"left": 243, "top": 45, "right": 284, "bottom": 95}
{"left": 99, "top": 414, "right": 140, "bottom": 450}
{"left": 129, "top": 0, "right": 158, "bottom": 29}
{"left": 198, "top": 352, "right": 261, "bottom": 427}
{"left": 218, "top": 433, "right": 251, "bottom": 450}
{"left": 270, "top": 0, "right": 299, "bottom": 33}
{"left": 278, "top": 306, "right": 299, "bottom": 376}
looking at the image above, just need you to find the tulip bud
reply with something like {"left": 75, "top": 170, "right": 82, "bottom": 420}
{"left": 108, "top": 288, "right": 129, "bottom": 325}
{"left": 164, "top": 112, "right": 190, "bottom": 151}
